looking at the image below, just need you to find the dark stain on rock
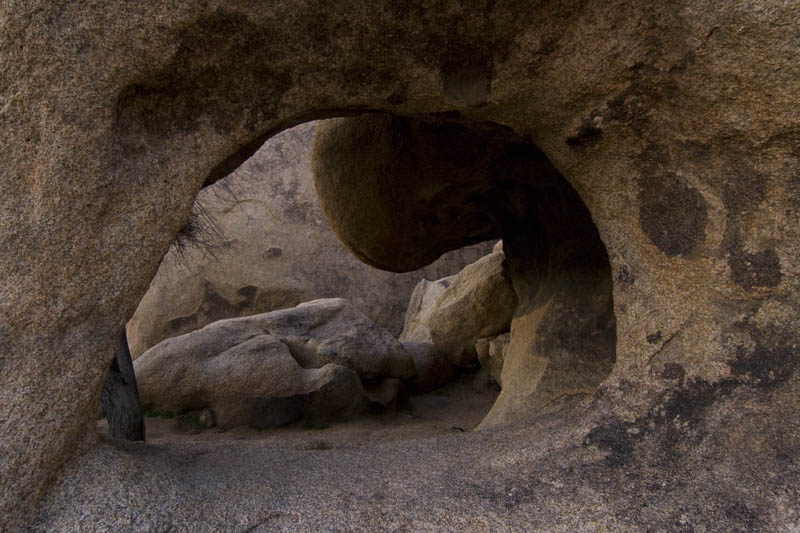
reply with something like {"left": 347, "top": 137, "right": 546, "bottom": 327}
{"left": 638, "top": 172, "right": 708, "bottom": 257}
{"left": 168, "top": 282, "right": 260, "bottom": 333}
{"left": 583, "top": 418, "right": 636, "bottom": 467}
{"left": 585, "top": 377, "right": 738, "bottom": 468}
{"left": 654, "top": 379, "right": 737, "bottom": 449}
{"left": 587, "top": 320, "right": 798, "bottom": 469}
{"left": 721, "top": 163, "right": 767, "bottom": 214}
{"left": 661, "top": 363, "right": 685, "bottom": 381}
{"left": 728, "top": 324, "right": 796, "bottom": 390}
{"left": 605, "top": 85, "right": 646, "bottom": 127}
{"left": 647, "top": 331, "right": 662, "bottom": 344}
{"left": 728, "top": 246, "right": 782, "bottom": 290}
{"left": 616, "top": 265, "right": 635, "bottom": 287}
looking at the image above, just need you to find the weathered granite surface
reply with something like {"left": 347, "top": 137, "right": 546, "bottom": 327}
{"left": 127, "top": 121, "right": 492, "bottom": 358}
{"left": 1, "top": 1, "right": 798, "bottom": 529}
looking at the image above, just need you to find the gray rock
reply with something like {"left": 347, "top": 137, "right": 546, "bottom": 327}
{"left": 134, "top": 298, "right": 415, "bottom": 428}
{"left": 401, "top": 341, "right": 457, "bottom": 394}
{"left": 135, "top": 330, "right": 367, "bottom": 429}
{"left": 242, "top": 298, "right": 414, "bottom": 380}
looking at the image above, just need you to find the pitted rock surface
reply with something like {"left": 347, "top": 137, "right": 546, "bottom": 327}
{"left": 2, "top": 1, "right": 799, "bottom": 529}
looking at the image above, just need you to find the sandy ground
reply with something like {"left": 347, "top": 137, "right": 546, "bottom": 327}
{"left": 35, "top": 371, "right": 796, "bottom": 532}
{"left": 97, "top": 374, "right": 499, "bottom": 451}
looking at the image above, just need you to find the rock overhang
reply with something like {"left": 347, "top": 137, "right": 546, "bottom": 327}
{"left": 2, "top": 1, "right": 799, "bottom": 529}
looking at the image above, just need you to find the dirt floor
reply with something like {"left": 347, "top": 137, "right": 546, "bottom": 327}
{"left": 97, "top": 374, "right": 499, "bottom": 449}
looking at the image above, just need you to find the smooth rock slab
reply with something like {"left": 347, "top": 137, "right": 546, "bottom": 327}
{"left": 135, "top": 332, "right": 366, "bottom": 428}
{"left": 134, "top": 298, "right": 415, "bottom": 428}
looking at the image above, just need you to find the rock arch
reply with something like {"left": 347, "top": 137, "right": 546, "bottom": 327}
{"left": 2, "top": 1, "right": 798, "bottom": 528}
{"left": 312, "top": 113, "right": 617, "bottom": 427}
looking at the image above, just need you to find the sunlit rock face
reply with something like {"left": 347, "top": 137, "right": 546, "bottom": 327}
{"left": 2, "top": 0, "right": 799, "bottom": 529}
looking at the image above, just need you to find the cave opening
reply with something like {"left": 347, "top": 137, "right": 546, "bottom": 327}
{"left": 101, "top": 112, "right": 616, "bottom": 445}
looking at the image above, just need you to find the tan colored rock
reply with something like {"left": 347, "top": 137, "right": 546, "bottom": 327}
{"left": 401, "top": 252, "right": 517, "bottom": 367}
{"left": 475, "top": 333, "right": 509, "bottom": 387}
{"left": 400, "top": 276, "right": 454, "bottom": 345}
{"left": 3, "top": 2, "right": 799, "bottom": 529}
{"left": 127, "top": 122, "right": 492, "bottom": 358}
{"left": 315, "top": 114, "right": 619, "bottom": 425}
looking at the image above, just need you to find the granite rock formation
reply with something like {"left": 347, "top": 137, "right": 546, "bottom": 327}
{"left": 2, "top": 1, "right": 799, "bottom": 530}
{"left": 127, "top": 122, "right": 492, "bottom": 358}
{"left": 316, "top": 114, "right": 618, "bottom": 425}
{"left": 400, "top": 250, "right": 517, "bottom": 367}
{"left": 134, "top": 298, "right": 414, "bottom": 428}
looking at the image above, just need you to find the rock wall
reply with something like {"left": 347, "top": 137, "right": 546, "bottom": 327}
{"left": 314, "top": 115, "right": 618, "bottom": 426}
{"left": 2, "top": 1, "right": 799, "bottom": 529}
{"left": 126, "top": 122, "right": 492, "bottom": 358}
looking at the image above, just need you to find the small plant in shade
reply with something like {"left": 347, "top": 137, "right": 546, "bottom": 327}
{"left": 169, "top": 178, "right": 243, "bottom": 264}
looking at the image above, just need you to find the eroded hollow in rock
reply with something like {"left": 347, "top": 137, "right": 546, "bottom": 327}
{"left": 120, "top": 120, "right": 502, "bottom": 439}
{"left": 120, "top": 112, "right": 617, "bottom": 439}
{"left": 312, "top": 114, "right": 617, "bottom": 426}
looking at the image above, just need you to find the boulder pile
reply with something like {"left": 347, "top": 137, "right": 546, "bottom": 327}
{"left": 135, "top": 298, "right": 415, "bottom": 428}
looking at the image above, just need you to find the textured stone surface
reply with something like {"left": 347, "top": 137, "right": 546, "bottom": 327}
{"left": 401, "top": 341, "right": 456, "bottom": 395}
{"left": 400, "top": 251, "right": 517, "bottom": 367}
{"left": 399, "top": 277, "right": 454, "bottom": 345}
{"left": 134, "top": 298, "right": 416, "bottom": 428}
{"left": 476, "top": 333, "right": 509, "bottom": 387}
{"left": 127, "top": 122, "right": 492, "bottom": 358}
{"left": 2, "top": 1, "right": 799, "bottom": 529}
{"left": 135, "top": 330, "right": 366, "bottom": 429}
{"left": 137, "top": 296, "right": 413, "bottom": 385}
{"left": 31, "top": 377, "right": 800, "bottom": 531}
{"left": 319, "top": 114, "right": 615, "bottom": 422}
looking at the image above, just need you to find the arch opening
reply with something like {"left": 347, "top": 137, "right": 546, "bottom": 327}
{"left": 310, "top": 112, "right": 618, "bottom": 427}
{"left": 104, "top": 110, "right": 617, "bottom": 442}
{"left": 117, "top": 119, "right": 502, "bottom": 442}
